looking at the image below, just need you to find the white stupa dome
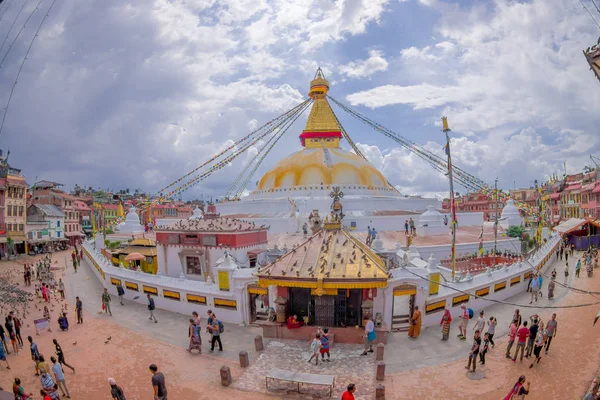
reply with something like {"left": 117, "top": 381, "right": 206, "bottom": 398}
{"left": 189, "top": 206, "right": 203, "bottom": 220}
{"left": 500, "top": 200, "right": 522, "bottom": 228}
{"left": 420, "top": 205, "right": 444, "bottom": 227}
{"left": 117, "top": 206, "right": 144, "bottom": 234}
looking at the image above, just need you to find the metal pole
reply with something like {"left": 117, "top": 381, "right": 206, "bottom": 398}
{"left": 442, "top": 117, "right": 457, "bottom": 281}
{"left": 493, "top": 178, "right": 499, "bottom": 260}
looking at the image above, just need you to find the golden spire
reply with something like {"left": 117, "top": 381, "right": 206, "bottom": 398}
{"left": 309, "top": 67, "right": 329, "bottom": 99}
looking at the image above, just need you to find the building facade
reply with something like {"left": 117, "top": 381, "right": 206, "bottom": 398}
{"left": 31, "top": 189, "right": 84, "bottom": 246}
{"left": 26, "top": 204, "right": 66, "bottom": 251}
{"left": 4, "top": 167, "right": 28, "bottom": 254}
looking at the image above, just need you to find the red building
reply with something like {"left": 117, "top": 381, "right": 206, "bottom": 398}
{"left": 442, "top": 193, "right": 503, "bottom": 221}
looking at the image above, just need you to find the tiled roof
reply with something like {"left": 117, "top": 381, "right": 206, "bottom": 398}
{"left": 32, "top": 204, "right": 64, "bottom": 217}
{"left": 155, "top": 217, "right": 267, "bottom": 233}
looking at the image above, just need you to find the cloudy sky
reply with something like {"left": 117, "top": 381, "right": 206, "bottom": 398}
{"left": 0, "top": 0, "right": 599, "bottom": 199}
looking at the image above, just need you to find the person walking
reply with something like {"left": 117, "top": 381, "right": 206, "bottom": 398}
{"left": 479, "top": 332, "right": 490, "bottom": 365}
{"left": 50, "top": 356, "right": 70, "bottom": 398}
{"left": 53, "top": 339, "right": 75, "bottom": 373}
{"left": 12, "top": 377, "right": 32, "bottom": 399}
{"left": 57, "top": 279, "right": 65, "bottom": 300}
{"left": 210, "top": 318, "right": 223, "bottom": 352}
{"left": 512, "top": 321, "right": 529, "bottom": 363}
{"left": 187, "top": 319, "right": 202, "bottom": 353}
{"left": 0, "top": 324, "right": 10, "bottom": 356}
{"left": 102, "top": 288, "right": 112, "bottom": 316}
{"left": 465, "top": 329, "right": 481, "bottom": 373}
{"left": 575, "top": 259, "right": 581, "bottom": 278}
{"left": 440, "top": 309, "right": 452, "bottom": 340}
{"left": 41, "top": 284, "right": 49, "bottom": 303}
{"left": 342, "top": 383, "right": 356, "bottom": 400}
{"left": 529, "top": 322, "right": 546, "bottom": 369}
{"left": 116, "top": 284, "right": 125, "bottom": 306}
{"left": 404, "top": 220, "right": 409, "bottom": 235}
{"left": 487, "top": 316, "right": 497, "bottom": 348}
{"left": 530, "top": 277, "right": 540, "bottom": 304}
{"left": 503, "top": 375, "right": 530, "bottom": 400}
{"left": 0, "top": 332, "right": 9, "bottom": 370}
{"left": 473, "top": 311, "right": 485, "bottom": 335}
{"left": 318, "top": 328, "right": 331, "bottom": 362}
{"left": 361, "top": 317, "right": 376, "bottom": 355}
{"left": 308, "top": 333, "right": 322, "bottom": 365}
{"left": 525, "top": 318, "right": 538, "bottom": 358}
{"left": 458, "top": 304, "right": 469, "bottom": 340}
{"left": 564, "top": 262, "right": 569, "bottom": 284}
{"left": 408, "top": 306, "right": 422, "bottom": 338}
{"left": 108, "top": 377, "right": 126, "bottom": 400}
{"left": 545, "top": 313, "right": 558, "bottom": 354}
{"left": 11, "top": 312, "right": 23, "bottom": 349}
{"left": 512, "top": 309, "right": 522, "bottom": 329}
{"left": 147, "top": 294, "right": 157, "bottom": 323}
{"left": 409, "top": 217, "right": 416, "bottom": 235}
{"left": 548, "top": 277, "right": 556, "bottom": 299}
{"left": 75, "top": 297, "right": 83, "bottom": 324}
{"left": 149, "top": 364, "right": 167, "bottom": 400}
{"left": 28, "top": 336, "right": 40, "bottom": 376}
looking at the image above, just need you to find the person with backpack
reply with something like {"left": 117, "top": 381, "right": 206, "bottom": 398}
{"left": 210, "top": 317, "right": 223, "bottom": 352}
{"left": 108, "top": 377, "right": 126, "bottom": 400}
{"left": 457, "top": 304, "right": 470, "bottom": 341}
{"left": 147, "top": 294, "right": 157, "bottom": 323}
{"left": 116, "top": 284, "right": 125, "bottom": 306}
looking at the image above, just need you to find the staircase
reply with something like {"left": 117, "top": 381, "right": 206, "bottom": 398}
{"left": 391, "top": 314, "right": 411, "bottom": 332}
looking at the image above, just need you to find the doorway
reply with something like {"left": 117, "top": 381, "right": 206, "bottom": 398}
{"left": 391, "top": 284, "right": 416, "bottom": 331}
{"left": 248, "top": 286, "right": 268, "bottom": 324}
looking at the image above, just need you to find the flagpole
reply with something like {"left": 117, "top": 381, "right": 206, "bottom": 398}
{"left": 442, "top": 117, "right": 457, "bottom": 281}
{"left": 493, "top": 177, "right": 499, "bottom": 264}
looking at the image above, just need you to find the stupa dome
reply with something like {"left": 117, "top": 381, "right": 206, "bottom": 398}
{"left": 257, "top": 147, "right": 387, "bottom": 191}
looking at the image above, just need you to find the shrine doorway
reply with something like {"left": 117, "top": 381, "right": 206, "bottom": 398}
{"left": 391, "top": 284, "right": 416, "bottom": 331}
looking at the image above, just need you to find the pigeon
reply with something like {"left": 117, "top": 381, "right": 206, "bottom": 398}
{"left": 72, "top": 342, "right": 77, "bottom": 346}
{"left": 133, "top": 296, "right": 140, "bottom": 300}
{"left": 104, "top": 341, "right": 109, "bottom": 344}
{"left": 107, "top": 336, "right": 111, "bottom": 341}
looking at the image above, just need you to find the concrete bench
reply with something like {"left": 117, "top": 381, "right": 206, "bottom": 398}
{"left": 266, "top": 367, "right": 335, "bottom": 397}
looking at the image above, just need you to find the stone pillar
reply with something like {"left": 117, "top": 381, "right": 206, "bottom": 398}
{"left": 376, "top": 361, "right": 385, "bottom": 381}
{"left": 220, "top": 366, "right": 232, "bottom": 386}
{"left": 254, "top": 335, "right": 264, "bottom": 351}
{"left": 376, "top": 343, "right": 384, "bottom": 361}
{"left": 375, "top": 384, "right": 385, "bottom": 399}
{"left": 239, "top": 351, "right": 249, "bottom": 368}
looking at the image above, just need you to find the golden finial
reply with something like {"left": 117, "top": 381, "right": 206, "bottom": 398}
{"left": 309, "top": 67, "right": 330, "bottom": 99}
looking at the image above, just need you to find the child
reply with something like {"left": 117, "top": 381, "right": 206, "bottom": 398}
{"left": 319, "top": 328, "right": 331, "bottom": 362}
{"left": 308, "top": 333, "right": 322, "bottom": 365}
{"left": 479, "top": 332, "right": 489, "bottom": 365}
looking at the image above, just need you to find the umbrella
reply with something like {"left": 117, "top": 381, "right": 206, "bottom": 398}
{"left": 124, "top": 252, "right": 145, "bottom": 262}
{"left": 594, "top": 309, "right": 600, "bottom": 326}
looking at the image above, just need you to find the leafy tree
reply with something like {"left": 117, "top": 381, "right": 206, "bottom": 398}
{"left": 507, "top": 225, "right": 525, "bottom": 238}
{"left": 6, "top": 236, "right": 14, "bottom": 256}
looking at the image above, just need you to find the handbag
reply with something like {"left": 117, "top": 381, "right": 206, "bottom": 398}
{"left": 367, "top": 330, "right": 376, "bottom": 341}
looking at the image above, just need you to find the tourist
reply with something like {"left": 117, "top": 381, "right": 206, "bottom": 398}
{"left": 512, "top": 321, "right": 529, "bottom": 363}
{"left": 149, "top": 364, "right": 167, "bottom": 400}
{"left": 29, "top": 336, "right": 40, "bottom": 375}
{"left": 53, "top": 339, "right": 75, "bottom": 374}
{"left": 512, "top": 309, "right": 522, "bottom": 328}
{"left": 342, "top": 383, "right": 356, "bottom": 400}
{"left": 361, "top": 317, "right": 376, "bottom": 355}
{"left": 206, "top": 309, "right": 214, "bottom": 329}
{"left": 58, "top": 313, "right": 69, "bottom": 331}
{"left": 503, "top": 375, "right": 530, "bottom": 399}
{"left": 564, "top": 262, "right": 569, "bottom": 284}
{"left": 465, "top": 329, "right": 481, "bottom": 373}
{"left": 75, "top": 297, "right": 83, "bottom": 324}
{"left": 102, "top": 288, "right": 112, "bottom": 316}
{"left": 41, "top": 284, "right": 49, "bottom": 303}
{"left": 473, "top": 311, "right": 485, "bottom": 334}
{"left": 58, "top": 279, "right": 65, "bottom": 300}
{"left": 37, "top": 355, "right": 50, "bottom": 374}
{"left": 40, "top": 370, "right": 59, "bottom": 400}
{"left": 210, "top": 318, "right": 223, "bottom": 352}
{"left": 147, "top": 294, "right": 157, "bottom": 323}
{"left": 108, "top": 377, "right": 126, "bottom": 400}
{"left": 0, "top": 332, "right": 9, "bottom": 370}
{"left": 50, "top": 356, "right": 70, "bottom": 398}
{"left": 187, "top": 319, "right": 202, "bottom": 353}
{"left": 545, "top": 313, "right": 558, "bottom": 354}
{"left": 409, "top": 217, "right": 416, "bottom": 235}
{"left": 440, "top": 308, "right": 452, "bottom": 340}
{"left": 565, "top": 250, "right": 569, "bottom": 263}
{"left": 192, "top": 311, "right": 202, "bottom": 330}
{"left": 404, "top": 220, "right": 409, "bottom": 235}
{"left": 116, "top": 283, "right": 125, "bottom": 306}
{"left": 576, "top": 259, "right": 581, "bottom": 278}
{"left": 318, "top": 328, "right": 331, "bottom": 362}
{"left": 525, "top": 318, "right": 538, "bottom": 358}
{"left": 537, "top": 274, "right": 543, "bottom": 298}
{"left": 308, "top": 333, "right": 322, "bottom": 365}
{"left": 408, "top": 306, "right": 422, "bottom": 338}
{"left": 479, "top": 332, "right": 490, "bottom": 365}
{"left": 560, "top": 246, "right": 564, "bottom": 260}
{"left": 12, "top": 378, "right": 32, "bottom": 399}
{"left": 548, "top": 277, "right": 556, "bottom": 299}
{"left": 529, "top": 321, "right": 546, "bottom": 369}
{"left": 0, "top": 324, "right": 9, "bottom": 355}
{"left": 457, "top": 304, "right": 469, "bottom": 340}
{"left": 530, "top": 276, "right": 540, "bottom": 303}
{"left": 5, "top": 316, "right": 18, "bottom": 355}
{"left": 487, "top": 316, "right": 497, "bottom": 348}
{"left": 43, "top": 306, "right": 51, "bottom": 323}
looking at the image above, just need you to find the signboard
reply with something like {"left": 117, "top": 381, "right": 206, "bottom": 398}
{"left": 34, "top": 318, "right": 49, "bottom": 333}
{"left": 42, "top": 229, "right": 48, "bottom": 235}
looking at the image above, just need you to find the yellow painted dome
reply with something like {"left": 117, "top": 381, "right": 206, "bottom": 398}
{"left": 257, "top": 148, "right": 388, "bottom": 191}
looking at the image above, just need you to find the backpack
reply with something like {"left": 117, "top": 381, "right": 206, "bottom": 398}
{"left": 467, "top": 308, "right": 474, "bottom": 319}
{"left": 218, "top": 320, "right": 224, "bottom": 333}
{"left": 148, "top": 298, "right": 155, "bottom": 311}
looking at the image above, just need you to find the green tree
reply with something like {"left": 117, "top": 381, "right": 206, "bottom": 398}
{"left": 6, "top": 236, "right": 14, "bottom": 257}
{"left": 507, "top": 225, "right": 525, "bottom": 238}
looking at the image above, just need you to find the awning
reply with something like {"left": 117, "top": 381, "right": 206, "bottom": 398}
{"left": 0, "top": 237, "right": 6, "bottom": 244}
{"left": 9, "top": 235, "right": 26, "bottom": 244}
{"left": 64, "top": 232, "right": 85, "bottom": 237}
{"left": 553, "top": 218, "right": 600, "bottom": 234}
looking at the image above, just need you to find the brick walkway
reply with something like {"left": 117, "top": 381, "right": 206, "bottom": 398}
{"left": 233, "top": 340, "right": 377, "bottom": 399}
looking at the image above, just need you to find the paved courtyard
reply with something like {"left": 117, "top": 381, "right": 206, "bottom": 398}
{"left": 233, "top": 340, "right": 377, "bottom": 399}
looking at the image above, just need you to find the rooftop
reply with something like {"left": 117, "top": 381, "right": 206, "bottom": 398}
{"left": 29, "top": 204, "right": 65, "bottom": 218}
{"left": 155, "top": 217, "right": 268, "bottom": 233}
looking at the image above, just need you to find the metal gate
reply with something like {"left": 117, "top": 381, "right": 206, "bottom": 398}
{"left": 289, "top": 288, "right": 311, "bottom": 321}
{"left": 314, "top": 296, "right": 335, "bottom": 327}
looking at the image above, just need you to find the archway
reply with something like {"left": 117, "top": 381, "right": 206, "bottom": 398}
{"left": 391, "top": 284, "right": 416, "bottom": 331}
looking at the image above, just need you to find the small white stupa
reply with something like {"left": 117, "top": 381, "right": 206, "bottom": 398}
{"left": 500, "top": 200, "right": 523, "bottom": 229}
{"left": 419, "top": 205, "right": 447, "bottom": 236}
{"left": 117, "top": 206, "right": 144, "bottom": 234}
{"left": 189, "top": 206, "right": 203, "bottom": 221}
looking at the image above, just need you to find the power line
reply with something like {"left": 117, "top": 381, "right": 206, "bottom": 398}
{"left": 578, "top": 0, "right": 600, "bottom": 30}
{"left": 0, "top": 0, "right": 58, "bottom": 138}
{"left": 0, "top": 0, "right": 30, "bottom": 57}
{"left": 0, "top": 0, "right": 14, "bottom": 25}
{"left": 0, "top": 0, "right": 44, "bottom": 69}
{"left": 590, "top": 0, "right": 600, "bottom": 16}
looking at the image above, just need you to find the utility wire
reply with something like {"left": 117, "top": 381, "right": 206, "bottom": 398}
{"left": 0, "top": 0, "right": 56, "bottom": 138}
{"left": 589, "top": 0, "right": 600, "bottom": 17}
{"left": 0, "top": 0, "right": 44, "bottom": 69}
{"left": 0, "top": 0, "right": 14, "bottom": 26}
{"left": 579, "top": 0, "right": 600, "bottom": 30}
{"left": 0, "top": 0, "right": 29, "bottom": 57}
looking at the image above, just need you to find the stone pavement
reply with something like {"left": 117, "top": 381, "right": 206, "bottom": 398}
{"left": 384, "top": 255, "right": 573, "bottom": 372}
{"left": 233, "top": 340, "right": 377, "bottom": 399}
{"left": 67, "top": 254, "right": 270, "bottom": 362}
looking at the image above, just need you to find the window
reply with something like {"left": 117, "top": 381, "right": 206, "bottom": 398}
{"left": 202, "top": 235, "right": 217, "bottom": 246}
{"left": 7, "top": 206, "right": 11, "bottom": 216}
{"left": 18, "top": 224, "right": 23, "bottom": 231}
{"left": 28, "top": 232, "right": 33, "bottom": 239}
{"left": 37, "top": 231, "right": 42, "bottom": 239}
{"left": 18, "top": 206, "right": 23, "bottom": 216}
{"left": 186, "top": 256, "right": 202, "bottom": 275}
{"left": 57, "top": 221, "right": 60, "bottom": 227}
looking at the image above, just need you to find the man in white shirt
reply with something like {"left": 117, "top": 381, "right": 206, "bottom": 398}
{"left": 474, "top": 311, "right": 486, "bottom": 334}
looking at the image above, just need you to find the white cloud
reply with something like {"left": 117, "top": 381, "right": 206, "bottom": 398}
{"left": 339, "top": 50, "right": 389, "bottom": 78}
